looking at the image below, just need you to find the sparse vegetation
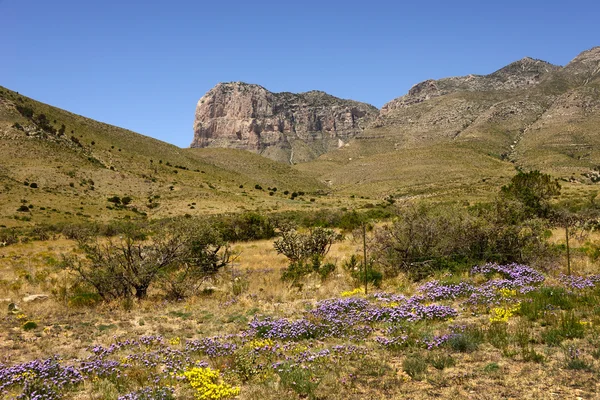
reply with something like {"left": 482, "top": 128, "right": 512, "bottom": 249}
{"left": 2, "top": 75, "right": 600, "bottom": 399}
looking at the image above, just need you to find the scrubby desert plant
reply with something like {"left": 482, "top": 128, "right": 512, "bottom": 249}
{"left": 61, "top": 221, "right": 232, "bottom": 300}
{"left": 274, "top": 225, "right": 341, "bottom": 283}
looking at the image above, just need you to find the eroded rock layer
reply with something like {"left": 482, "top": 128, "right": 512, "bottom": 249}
{"left": 191, "top": 82, "right": 378, "bottom": 163}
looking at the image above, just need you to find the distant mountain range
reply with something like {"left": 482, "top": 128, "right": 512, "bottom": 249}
{"left": 192, "top": 47, "right": 600, "bottom": 173}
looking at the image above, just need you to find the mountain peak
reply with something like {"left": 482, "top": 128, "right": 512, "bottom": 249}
{"left": 191, "top": 83, "right": 378, "bottom": 162}
{"left": 564, "top": 46, "right": 600, "bottom": 77}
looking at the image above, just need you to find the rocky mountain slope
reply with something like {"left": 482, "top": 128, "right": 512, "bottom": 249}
{"left": 291, "top": 46, "right": 600, "bottom": 199}
{"left": 191, "top": 48, "right": 600, "bottom": 168}
{"left": 371, "top": 46, "right": 600, "bottom": 164}
{"left": 190, "top": 82, "right": 378, "bottom": 163}
{"left": 0, "top": 86, "right": 329, "bottom": 227}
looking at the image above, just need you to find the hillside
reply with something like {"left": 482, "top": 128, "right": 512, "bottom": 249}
{"left": 2, "top": 46, "right": 599, "bottom": 227}
{"left": 0, "top": 87, "right": 331, "bottom": 227}
{"left": 296, "top": 46, "right": 600, "bottom": 200}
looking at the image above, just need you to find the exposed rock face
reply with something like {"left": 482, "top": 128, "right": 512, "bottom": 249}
{"left": 191, "top": 82, "right": 378, "bottom": 162}
{"left": 562, "top": 46, "right": 600, "bottom": 80}
{"left": 379, "top": 58, "right": 560, "bottom": 115}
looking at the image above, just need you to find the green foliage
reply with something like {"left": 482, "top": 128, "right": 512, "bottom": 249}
{"left": 69, "top": 291, "right": 102, "bottom": 307}
{"left": 426, "top": 352, "right": 456, "bottom": 370}
{"left": 447, "top": 327, "right": 483, "bottom": 353}
{"left": 209, "top": 213, "right": 275, "bottom": 242}
{"left": 500, "top": 170, "right": 561, "bottom": 219}
{"left": 541, "top": 312, "right": 584, "bottom": 346}
{"left": 22, "top": 321, "right": 38, "bottom": 331}
{"left": 343, "top": 254, "right": 383, "bottom": 288}
{"left": 487, "top": 322, "right": 509, "bottom": 350}
{"left": 373, "top": 200, "right": 554, "bottom": 279}
{"left": 402, "top": 353, "right": 428, "bottom": 380}
{"left": 61, "top": 221, "right": 232, "bottom": 300}
{"left": 276, "top": 363, "right": 320, "bottom": 399}
{"left": 281, "top": 255, "right": 336, "bottom": 284}
{"left": 275, "top": 226, "right": 340, "bottom": 283}
{"left": 16, "top": 104, "right": 34, "bottom": 119}
{"left": 270, "top": 208, "right": 392, "bottom": 231}
{"left": 107, "top": 196, "right": 121, "bottom": 205}
{"left": 563, "top": 345, "right": 590, "bottom": 371}
{"left": 483, "top": 362, "right": 500, "bottom": 373}
{"left": 519, "top": 286, "right": 574, "bottom": 321}
{"left": 559, "top": 311, "right": 585, "bottom": 339}
{"left": 274, "top": 226, "right": 341, "bottom": 264}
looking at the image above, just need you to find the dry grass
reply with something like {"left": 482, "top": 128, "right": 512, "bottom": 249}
{"left": 2, "top": 233, "right": 600, "bottom": 399}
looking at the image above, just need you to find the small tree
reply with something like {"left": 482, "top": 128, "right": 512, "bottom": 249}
{"left": 274, "top": 225, "right": 341, "bottom": 282}
{"left": 500, "top": 170, "right": 561, "bottom": 219}
{"left": 62, "top": 222, "right": 231, "bottom": 300}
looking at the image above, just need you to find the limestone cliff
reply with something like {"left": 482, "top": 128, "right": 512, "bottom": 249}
{"left": 190, "top": 82, "right": 378, "bottom": 163}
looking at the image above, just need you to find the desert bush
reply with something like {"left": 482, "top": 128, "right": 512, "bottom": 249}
{"left": 402, "top": 353, "right": 428, "bottom": 380}
{"left": 210, "top": 213, "right": 275, "bottom": 242}
{"left": 274, "top": 225, "right": 340, "bottom": 263}
{"left": 343, "top": 254, "right": 383, "bottom": 288}
{"left": 500, "top": 170, "right": 561, "bottom": 219}
{"left": 275, "top": 225, "right": 341, "bottom": 283}
{"left": 0, "top": 228, "right": 20, "bottom": 245}
{"left": 372, "top": 203, "right": 487, "bottom": 278}
{"left": 372, "top": 200, "right": 554, "bottom": 279}
{"left": 61, "top": 221, "right": 231, "bottom": 300}
{"left": 16, "top": 104, "right": 34, "bottom": 118}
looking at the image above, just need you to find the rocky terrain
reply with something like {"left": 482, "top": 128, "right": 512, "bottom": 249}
{"left": 192, "top": 47, "right": 600, "bottom": 172}
{"left": 190, "top": 82, "right": 378, "bottom": 163}
{"left": 379, "top": 57, "right": 560, "bottom": 113}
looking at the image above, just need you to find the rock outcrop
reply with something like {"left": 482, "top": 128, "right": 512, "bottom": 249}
{"left": 191, "top": 82, "right": 378, "bottom": 163}
{"left": 379, "top": 57, "right": 560, "bottom": 115}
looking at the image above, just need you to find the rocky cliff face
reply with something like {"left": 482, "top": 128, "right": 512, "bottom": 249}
{"left": 191, "top": 82, "right": 378, "bottom": 163}
{"left": 190, "top": 47, "right": 600, "bottom": 169}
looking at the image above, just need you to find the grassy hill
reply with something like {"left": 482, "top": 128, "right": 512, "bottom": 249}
{"left": 0, "top": 87, "right": 334, "bottom": 228}
{"left": 2, "top": 47, "right": 600, "bottom": 229}
{"left": 296, "top": 49, "right": 600, "bottom": 203}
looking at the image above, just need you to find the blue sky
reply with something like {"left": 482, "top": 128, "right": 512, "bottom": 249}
{"left": 2, "top": 0, "right": 598, "bottom": 147}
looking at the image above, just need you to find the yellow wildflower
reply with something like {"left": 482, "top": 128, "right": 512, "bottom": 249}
{"left": 181, "top": 367, "right": 240, "bottom": 400}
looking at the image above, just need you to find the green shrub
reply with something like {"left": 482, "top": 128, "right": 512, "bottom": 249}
{"left": 427, "top": 352, "right": 456, "bottom": 370}
{"left": 522, "top": 347, "right": 545, "bottom": 363}
{"left": 487, "top": 322, "right": 509, "bottom": 349}
{"left": 343, "top": 255, "right": 383, "bottom": 288}
{"left": 402, "top": 354, "right": 428, "bottom": 380}
{"left": 62, "top": 221, "right": 232, "bottom": 300}
{"left": 483, "top": 362, "right": 500, "bottom": 373}
{"left": 277, "top": 364, "right": 320, "bottom": 399}
{"left": 22, "top": 321, "right": 38, "bottom": 331}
